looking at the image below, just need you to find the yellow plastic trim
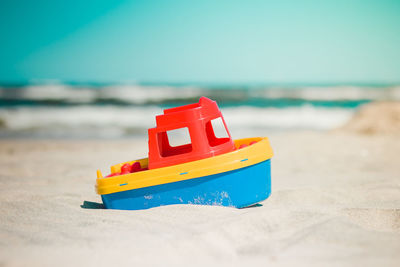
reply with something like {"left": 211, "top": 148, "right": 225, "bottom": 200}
{"left": 95, "top": 137, "right": 273, "bottom": 195}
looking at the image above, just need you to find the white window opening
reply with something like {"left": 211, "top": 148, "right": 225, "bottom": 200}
{"left": 210, "top": 117, "right": 229, "bottom": 138}
{"left": 166, "top": 127, "right": 192, "bottom": 147}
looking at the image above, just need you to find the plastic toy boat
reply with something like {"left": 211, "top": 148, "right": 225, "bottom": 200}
{"left": 95, "top": 97, "right": 273, "bottom": 210}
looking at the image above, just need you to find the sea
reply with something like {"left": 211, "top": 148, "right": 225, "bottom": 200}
{"left": 0, "top": 81, "right": 399, "bottom": 139}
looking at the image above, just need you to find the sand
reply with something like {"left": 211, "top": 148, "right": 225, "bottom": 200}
{"left": 339, "top": 101, "right": 400, "bottom": 135}
{"left": 0, "top": 131, "right": 400, "bottom": 267}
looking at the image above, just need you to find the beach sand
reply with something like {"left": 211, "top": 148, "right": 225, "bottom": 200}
{"left": 339, "top": 101, "right": 400, "bottom": 135}
{"left": 0, "top": 128, "right": 399, "bottom": 267}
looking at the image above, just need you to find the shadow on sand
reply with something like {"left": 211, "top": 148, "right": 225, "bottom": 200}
{"left": 81, "top": 200, "right": 104, "bottom": 209}
{"left": 80, "top": 201, "right": 262, "bottom": 209}
{"left": 242, "top": 203, "right": 263, "bottom": 209}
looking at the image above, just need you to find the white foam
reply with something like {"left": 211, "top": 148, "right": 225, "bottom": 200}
{"left": 221, "top": 105, "right": 354, "bottom": 138}
{"left": 0, "top": 84, "right": 203, "bottom": 104}
{"left": 250, "top": 86, "right": 400, "bottom": 101}
{"left": 0, "top": 105, "right": 354, "bottom": 138}
{"left": 1, "top": 84, "right": 399, "bottom": 103}
{"left": 0, "top": 106, "right": 159, "bottom": 128}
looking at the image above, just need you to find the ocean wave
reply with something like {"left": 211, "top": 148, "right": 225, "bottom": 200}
{"left": 249, "top": 85, "right": 400, "bottom": 101}
{"left": 1, "top": 84, "right": 399, "bottom": 107}
{"left": 0, "top": 84, "right": 203, "bottom": 105}
{"left": 0, "top": 105, "right": 354, "bottom": 138}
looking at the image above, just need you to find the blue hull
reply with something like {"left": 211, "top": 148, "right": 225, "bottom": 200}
{"left": 101, "top": 160, "right": 271, "bottom": 210}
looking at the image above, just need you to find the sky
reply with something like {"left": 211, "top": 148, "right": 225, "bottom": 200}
{"left": 0, "top": 0, "right": 399, "bottom": 84}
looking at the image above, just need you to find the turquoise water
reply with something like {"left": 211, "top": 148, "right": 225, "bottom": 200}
{"left": 0, "top": 82, "right": 386, "bottom": 108}
{"left": 0, "top": 82, "right": 398, "bottom": 138}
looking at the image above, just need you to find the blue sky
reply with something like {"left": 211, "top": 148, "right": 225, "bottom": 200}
{"left": 0, "top": 0, "right": 399, "bottom": 84}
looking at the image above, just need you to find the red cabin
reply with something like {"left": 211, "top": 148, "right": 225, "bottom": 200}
{"left": 148, "top": 97, "right": 235, "bottom": 169}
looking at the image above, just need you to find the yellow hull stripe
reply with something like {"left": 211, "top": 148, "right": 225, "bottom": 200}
{"left": 96, "top": 137, "right": 273, "bottom": 195}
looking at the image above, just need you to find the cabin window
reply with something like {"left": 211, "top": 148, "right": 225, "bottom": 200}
{"left": 167, "top": 127, "right": 192, "bottom": 147}
{"left": 205, "top": 117, "right": 230, "bottom": 147}
{"left": 157, "top": 127, "right": 193, "bottom": 157}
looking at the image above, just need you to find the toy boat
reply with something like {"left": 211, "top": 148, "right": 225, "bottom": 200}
{"left": 95, "top": 97, "right": 273, "bottom": 210}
